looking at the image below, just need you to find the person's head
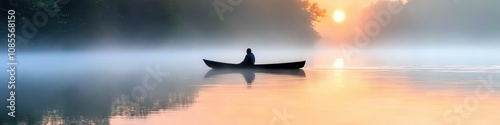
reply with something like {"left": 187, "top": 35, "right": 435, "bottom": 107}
{"left": 246, "top": 48, "right": 252, "bottom": 53}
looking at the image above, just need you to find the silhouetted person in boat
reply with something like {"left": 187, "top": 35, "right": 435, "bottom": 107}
{"left": 240, "top": 48, "right": 255, "bottom": 66}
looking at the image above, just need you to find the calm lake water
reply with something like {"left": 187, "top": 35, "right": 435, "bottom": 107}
{"left": 1, "top": 53, "right": 500, "bottom": 125}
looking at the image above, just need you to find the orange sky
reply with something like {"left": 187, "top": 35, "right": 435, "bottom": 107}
{"left": 310, "top": 0, "right": 407, "bottom": 45}
{"left": 312, "top": 0, "right": 377, "bottom": 44}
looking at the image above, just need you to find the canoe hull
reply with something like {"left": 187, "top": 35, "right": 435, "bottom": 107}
{"left": 203, "top": 59, "right": 305, "bottom": 69}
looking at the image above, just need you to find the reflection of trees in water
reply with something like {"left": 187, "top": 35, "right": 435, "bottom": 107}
{"left": 9, "top": 107, "right": 110, "bottom": 125}
{"left": 112, "top": 95, "right": 144, "bottom": 117}
{"left": 111, "top": 75, "right": 198, "bottom": 117}
{"left": 2, "top": 75, "right": 200, "bottom": 124}
{"left": 38, "top": 110, "right": 110, "bottom": 125}
{"left": 1, "top": 85, "right": 114, "bottom": 125}
{"left": 111, "top": 86, "right": 198, "bottom": 117}
{"left": 162, "top": 92, "right": 197, "bottom": 110}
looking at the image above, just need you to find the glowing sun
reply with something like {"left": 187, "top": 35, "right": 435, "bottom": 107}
{"left": 333, "top": 58, "right": 344, "bottom": 69}
{"left": 333, "top": 11, "right": 345, "bottom": 23}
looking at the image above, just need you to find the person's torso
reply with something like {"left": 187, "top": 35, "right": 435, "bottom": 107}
{"left": 248, "top": 53, "right": 255, "bottom": 64}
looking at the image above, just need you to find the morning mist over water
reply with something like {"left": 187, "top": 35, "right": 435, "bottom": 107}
{"left": 1, "top": 0, "right": 500, "bottom": 125}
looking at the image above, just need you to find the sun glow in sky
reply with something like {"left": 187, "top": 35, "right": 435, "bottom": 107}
{"left": 310, "top": 0, "right": 381, "bottom": 42}
{"left": 333, "top": 11, "right": 345, "bottom": 23}
{"left": 311, "top": 0, "right": 408, "bottom": 41}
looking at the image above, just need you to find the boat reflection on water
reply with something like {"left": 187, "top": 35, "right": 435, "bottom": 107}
{"left": 204, "top": 69, "right": 306, "bottom": 88}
